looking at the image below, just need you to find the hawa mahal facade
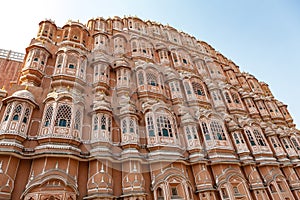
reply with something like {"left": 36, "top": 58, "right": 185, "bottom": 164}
{"left": 0, "top": 16, "right": 300, "bottom": 200}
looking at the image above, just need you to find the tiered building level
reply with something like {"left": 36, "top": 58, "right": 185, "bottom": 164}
{"left": 0, "top": 16, "right": 300, "bottom": 200}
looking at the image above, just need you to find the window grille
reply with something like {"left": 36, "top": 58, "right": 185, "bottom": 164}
{"left": 146, "top": 72, "right": 158, "bottom": 86}
{"left": 210, "top": 121, "right": 226, "bottom": 140}
{"left": 3, "top": 104, "right": 12, "bottom": 121}
{"left": 74, "top": 110, "right": 81, "bottom": 130}
{"left": 55, "top": 105, "right": 72, "bottom": 127}
{"left": 246, "top": 130, "right": 256, "bottom": 146}
{"left": 202, "top": 122, "right": 210, "bottom": 140}
{"left": 192, "top": 82, "right": 205, "bottom": 96}
{"left": 12, "top": 104, "right": 22, "bottom": 121}
{"left": 147, "top": 115, "right": 155, "bottom": 137}
{"left": 22, "top": 108, "right": 30, "bottom": 124}
{"left": 253, "top": 129, "right": 266, "bottom": 146}
{"left": 44, "top": 105, "right": 53, "bottom": 127}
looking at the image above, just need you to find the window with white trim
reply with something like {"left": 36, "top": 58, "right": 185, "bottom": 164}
{"left": 43, "top": 105, "right": 53, "bottom": 127}
{"left": 117, "top": 68, "right": 130, "bottom": 87}
{"left": 185, "top": 125, "right": 198, "bottom": 140}
{"left": 92, "top": 113, "right": 111, "bottom": 141}
{"left": 145, "top": 111, "right": 178, "bottom": 143}
{"left": 94, "top": 34, "right": 107, "bottom": 51}
{"left": 201, "top": 121, "right": 211, "bottom": 140}
{"left": 3, "top": 104, "right": 12, "bottom": 122}
{"left": 210, "top": 120, "right": 226, "bottom": 140}
{"left": 146, "top": 114, "right": 155, "bottom": 137}
{"left": 114, "top": 37, "right": 125, "bottom": 54}
{"left": 12, "top": 104, "right": 22, "bottom": 121}
{"left": 54, "top": 104, "right": 72, "bottom": 127}
{"left": 291, "top": 137, "right": 300, "bottom": 150}
{"left": 246, "top": 130, "right": 256, "bottom": 146}
{"left": 253, "top": 129, "right": 266, "bottom": 146}
{"left": 74, "top": 110, "right": 81, "bottom": 130}
{"left": 121, "top": 117, "right": 137, "bottom": 134}
{"left": 169, "top": 81, "right": 182, "bottom": 99}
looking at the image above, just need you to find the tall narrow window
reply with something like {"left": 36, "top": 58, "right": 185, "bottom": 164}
{"left": 234, "top": 133, "right": 240, "bottom": 144}
{"left": 122, "top": 119, "right": 127, "bottom": 134}
{"left": 146, "top": 115, "right": 155, "bottom": 137}
{"left": 3, "top": 104, "right": 12, "bottom": 122}
{"left": 44, "top": 105, "right": 53, "bottom": 127}
{"left": 184, "top": 82, "right": 192, "bottom": 95}
{"left": 129, "top": 118, "right": 135, "bottom": 133}
{"left": 224, "top": 92, "right": 231, "bottom": 103}
{"left": 93, "top": 115, "right": 98, "bottom": 131}
{"left": 232, "top": 92, "right": 240, "bottom": 104}
{"left": 12, "top": 104, "right": 22, "bottom": 121}
{"left": 186, "top": 126, "right": 192, "bottom": 140}
{"left": 246, "top": 130, "right": 256, "bottom": 146}
{"left": 137, "top": 71, "right": 144, "bottom": 85}
{"left": 291, "top": 138, "right": 300, "bottom": 150}
{"left": 74, "top": 110, "right": 81, "bottom": 130}
{"left": 22, "top": 108, "right": 30, "bottom": 124}
{"left": 202, "top": 122, "right": 210, "bottom": 140}
{"left": 101, "top": 115, "right": 106, "bottom": 130}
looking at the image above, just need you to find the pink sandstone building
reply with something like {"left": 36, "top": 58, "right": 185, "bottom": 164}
{"left": 0, "top": 16, "right": 300, "bottom": 200}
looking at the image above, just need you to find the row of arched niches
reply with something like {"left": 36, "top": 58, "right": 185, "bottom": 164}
{"left": 1, "top": 17, "right": 300, "bottom": 200}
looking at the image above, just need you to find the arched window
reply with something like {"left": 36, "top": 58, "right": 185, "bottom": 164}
{"left": 232, "top": 92, "right": 240, "bottom": 104}
{"left": 12, "top": 104, "right": 22, "bottom": 121}
{"left": 185, "top": 125, "right": 198, "bottom": 140}
{"left": 191, "top": 82, "right": 205, "bottom": 96}
{"left": 114, "top": 37, "right": 125, "bottom": 54}
{"left": 121, "top": 117, "right": 137, "bottom": 134}
{"left": 101, "top": 115, "right": 106, "bottom": 130}
{"left": 137, "top": 71, "right": 144, "bottom": 85}
{"left": 157, "top": 115, "right": 173, "bottom": 137}
{"left": 146, "top": 72, "right": 158, "bottom": 86}
{"left": 93, "top": 115, "right": 98, "bottom": 131}
{"left": 131, "top": 41, "right": 137, "bottom": 52}
{"left": 157, "top": 187, "right": 163, "bottom": 198}
{"left": 92, "top": 113, "right": 111, "bottom": 141}
{"left": 3, "top": 104, "right": 12, "bottom": 122}
{"left": 55, "top": 105, "right": 72, "bottom": 127}
{"left": 146, "top": 111, "right": 177, "bottom": 143}
{"left": 22, "top": 108, "right": 30, "bottom": 124}
{"left": 43, "top": 105, "right": 53, "bottom": 127}
{"left": 210, "top": 121, "right": 226, "bottom": 140}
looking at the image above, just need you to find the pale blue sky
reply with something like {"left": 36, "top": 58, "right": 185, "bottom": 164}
{"left": 1, "top": 0, "right": 300, "bottom": 127}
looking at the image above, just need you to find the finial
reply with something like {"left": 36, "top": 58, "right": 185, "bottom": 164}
{"left": 67, "top": 85, "right": 70, "bottom": 91}
{"left": 1, "top": 86, "right": 5, "bottom": 90}
{"left": 25, "top": 85, "right": 29, "bottom": 90}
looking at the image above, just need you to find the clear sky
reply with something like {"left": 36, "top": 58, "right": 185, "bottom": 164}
{"left": 1, "top": 0, "right": 300, "bottom": 127}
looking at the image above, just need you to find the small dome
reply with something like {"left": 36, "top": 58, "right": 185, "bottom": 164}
{"left": 11, "top": 90, "right": 36, "bottom": 103}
